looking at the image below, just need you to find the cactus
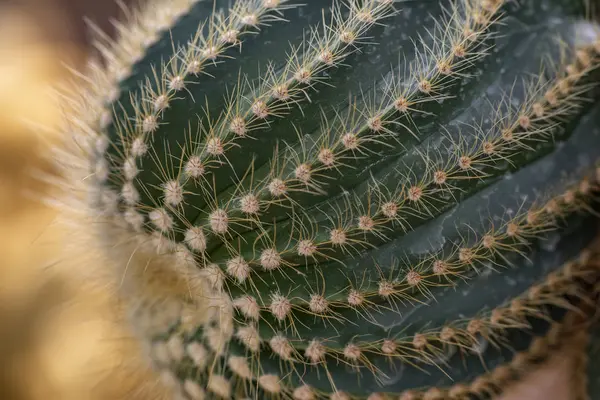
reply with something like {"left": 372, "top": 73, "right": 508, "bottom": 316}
{"left": 51, "top": 0, "right": 600, "bottom": 399}
{"left": 587, "top": 317, "right": 600, "bottom": 398}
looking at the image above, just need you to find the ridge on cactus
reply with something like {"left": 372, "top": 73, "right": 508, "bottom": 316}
{"left": 48, "top": 0, "right": 600, "bottom": 399}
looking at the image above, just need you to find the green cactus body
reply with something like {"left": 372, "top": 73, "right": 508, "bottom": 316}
{"left": 53, "top": 0, "right": 600, "bottom": 398}
{"left": 587, "top": 313, "right": 600, "bottom": 399}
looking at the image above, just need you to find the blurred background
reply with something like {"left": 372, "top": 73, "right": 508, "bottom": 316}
{"left": 0, "top": 1, "right": 164, "bottom": 399}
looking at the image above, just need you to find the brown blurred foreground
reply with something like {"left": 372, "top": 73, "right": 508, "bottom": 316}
{"left": 0, "top": 2, "right": 164, "bottom": 400}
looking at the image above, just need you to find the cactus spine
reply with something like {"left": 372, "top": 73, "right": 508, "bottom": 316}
{"left": 52, "top": 0, "right": 600, "bottom": 399}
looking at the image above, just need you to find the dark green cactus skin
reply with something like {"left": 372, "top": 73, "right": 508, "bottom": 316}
{"left": 588, "top": 319, "right": 600, "bottom": 399}
{"left": 170, "top": 226, "right": 595, "bottom": 395}
{"left": 103, "top": 0, "right": 593, "bottom": 225}
{"left": 85, "top": 0, "right": 600, "bottom": 398}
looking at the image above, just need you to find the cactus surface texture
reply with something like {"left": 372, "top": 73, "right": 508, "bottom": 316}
{"left": 52, "top": 0, "right": 600, "bottom": 399}
{"left": 587, "top": 310, "right": 600, "bottom": 399}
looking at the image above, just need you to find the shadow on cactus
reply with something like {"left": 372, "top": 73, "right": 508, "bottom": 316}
{"left": 51, "top": 0, "right": 600, "bottom": 399}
